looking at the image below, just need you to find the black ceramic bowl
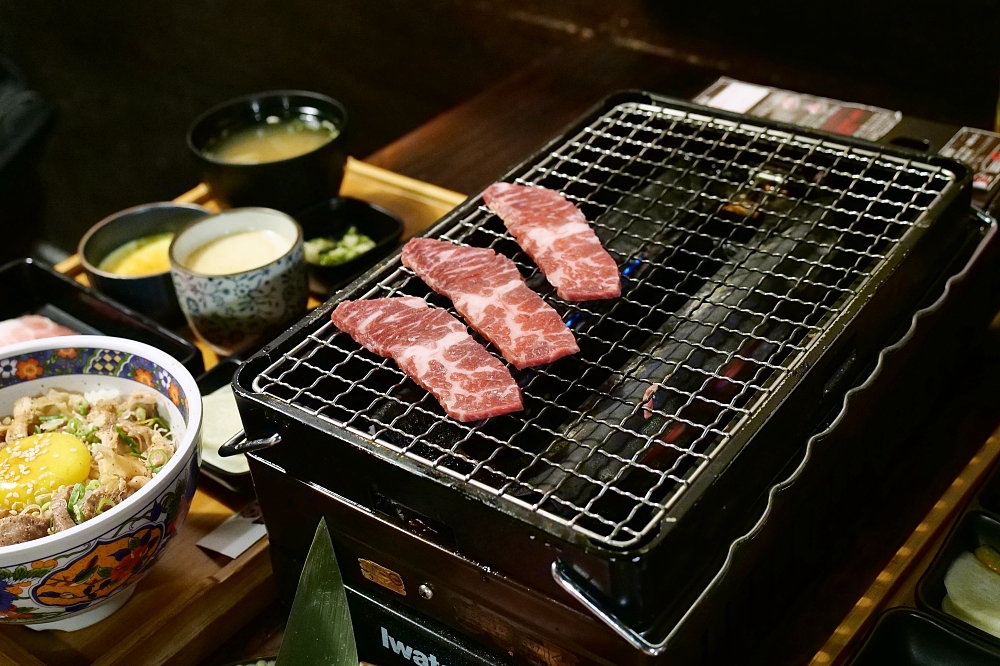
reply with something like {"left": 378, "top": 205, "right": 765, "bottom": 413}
{"left": 188, "top": 90, "right": 349, "bottom": 214}
{"left": 79, "top": 202, "right": 211, "bottom": 328}
{"left": 296, "top": 196, "right": 404, "bottom": 296}
{"left": 847, "top": 608, "right": 1000, "bottom": 665}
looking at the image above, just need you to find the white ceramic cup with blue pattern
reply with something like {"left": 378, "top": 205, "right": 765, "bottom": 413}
{"left": 169, "top": 208, "right": 308, "bottom": 355}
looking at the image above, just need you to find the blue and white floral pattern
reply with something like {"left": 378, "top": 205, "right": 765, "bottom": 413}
{"left": 0, "top": 347, "right": 188, "bottom": 420}
{"left": 171, "top": 243, "right": 307, "bottom": 355}
{"left": 0, "top": 346, "right": 197, "bottom": 624}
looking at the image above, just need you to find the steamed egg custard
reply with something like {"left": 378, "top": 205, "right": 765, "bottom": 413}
{"left": 0, "top": 433, "right": 91, "bottom": 512}
{"left": 98, "top": 232, "right": 174, "bottom": 276}
{"left": 0, "top": 389, "right": 176, "bottom": 546}
{"left": 182, "top": 228, "right": 292, "bottom": 275}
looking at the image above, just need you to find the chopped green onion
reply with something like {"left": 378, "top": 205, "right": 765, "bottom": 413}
{"left": 32, "top": 425, "right": 41, "bottom": 435}
{"left": 40, "top": 417, "right": 66, "bottom": 432}
{"left": 86, "top": 479, "right": 101, "bottom": 492}
{"left": 135, "top": 406, "right": 146, "bottom": 422}
{"left": 148, "top": 448, "right": 169, "bottom": 473}
{"left": 38, "top": 415, "right": 63, "bottom": 421}
{"left": 76, "top": 399, "right": 89, "bottom": 416}
{"left": 68, "top": 483, "right": 85, "bottom": 524}
{"left": 67, "top": 418, "right": 101, "bottom": 444}
{"left": 142, "top": 416, "right": 170, "bottom": 431}
{"left": 95, "top": 497, "right": 115, "bottom": 515}
{"left": 304, "top": 226, "right": 377, "bottom": 266}
{"left": 147, "top": 448, "right": 168, "bottom": 465}
{"left": 115, "top": 425, "right": 139, "bottom": 455}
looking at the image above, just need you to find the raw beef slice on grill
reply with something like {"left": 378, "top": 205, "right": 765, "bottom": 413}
{"left": 483, "top": 183, "right": 621, "bottom": 301}
{"left": 402, "top": 238, "right": 580, "bottom": 369}
{"left": 331, "top": 297, "right": 523, "bottom": 421}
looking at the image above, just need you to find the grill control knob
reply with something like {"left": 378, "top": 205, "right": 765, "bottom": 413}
{"left": 418, "top": 583, "right": 434, "bottom": 600}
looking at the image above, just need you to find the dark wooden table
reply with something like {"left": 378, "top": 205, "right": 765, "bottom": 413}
{"left": 199, "top": 42, "right": 1000, "bottom": 666}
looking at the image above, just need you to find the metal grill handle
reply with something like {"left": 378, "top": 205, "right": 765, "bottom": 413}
{"left": 219, "top": 432, "right": 281, "bottom": 457}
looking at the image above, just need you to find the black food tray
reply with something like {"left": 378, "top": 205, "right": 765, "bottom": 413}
{"left": 847, "top": 608, "right": 1000, "bottom": 666}
{"left": 0, "top": 258, "right": 203, "bottom": 375}
{"left": 915, "top": 452, "right": 1000, "bottom": 648}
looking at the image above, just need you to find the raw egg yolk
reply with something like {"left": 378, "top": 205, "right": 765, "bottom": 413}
{"left": 0, "top": 432, "right": 91, "bottom": 511}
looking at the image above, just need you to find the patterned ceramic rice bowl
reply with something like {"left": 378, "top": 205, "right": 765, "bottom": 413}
{"left": 0, "top": 336, "right": 202, "bottom": 630}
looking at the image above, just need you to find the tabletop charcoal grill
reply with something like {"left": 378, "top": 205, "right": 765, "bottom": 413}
{"left": 234, "top": 92, "right": 989, "bottom": 665}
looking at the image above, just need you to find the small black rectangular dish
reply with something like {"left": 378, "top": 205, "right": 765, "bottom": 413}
{"left": 847, "top": 608, "right": 1000, "bottom": 666}
{"left": 917, "top": 510, "right": 1000, "bottom": 643}
{"left": 0, "top": 258, "right": 203, "bottom": 375}
{"left": 296, "top": 196, "right": 404, "bottom": 296}
{"left": 196, "top": 357, "right": 253, "bottom": 495}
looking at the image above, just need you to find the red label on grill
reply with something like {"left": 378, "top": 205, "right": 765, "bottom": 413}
{"left": 939, "top": 127, "right": 1000, "bottom": 192}
{"left": 695, "top": 77, "right": 902, "bottom": 141}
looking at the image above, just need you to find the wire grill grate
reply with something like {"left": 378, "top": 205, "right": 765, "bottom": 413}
{"left": 252, "top": 102, "right": 955, "bottom": 549}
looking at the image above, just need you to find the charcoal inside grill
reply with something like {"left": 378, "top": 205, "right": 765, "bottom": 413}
{"left": 528, "top": 210, "right": 848, "bottom": 526}
{"left": 251, "top": 101, "right": 955, "bottom": 548}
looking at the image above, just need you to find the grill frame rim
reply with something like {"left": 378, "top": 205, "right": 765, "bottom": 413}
{"left": 234, "top": 90, "right": 973, "bottom": 557}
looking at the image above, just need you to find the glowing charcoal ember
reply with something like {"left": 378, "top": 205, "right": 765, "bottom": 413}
{"left": 402, "top": 238, "right": 579, "bottom": 369}
{"left": 482, "top": 183, "right": 620, "bottom": 301}
{"left": 331, "top": 297, "right": 522, "bottom": 421}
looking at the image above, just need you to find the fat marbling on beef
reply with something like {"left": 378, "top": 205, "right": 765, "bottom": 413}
{"left": 331, "top": 297, "right": 523, "bottom": 422}
{"left": 483, "top": 183, "right": 621, "bottom": 301}
{"left": 402, "top": 238, "right": 579, "bottom": 369}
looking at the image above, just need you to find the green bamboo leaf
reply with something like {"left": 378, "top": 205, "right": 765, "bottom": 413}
{"left": 275, "top": 518, "right": 358, "bottom": 666}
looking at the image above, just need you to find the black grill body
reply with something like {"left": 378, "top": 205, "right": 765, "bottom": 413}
{"left": 234, "top": 92, "right": 993, "bottom": 663}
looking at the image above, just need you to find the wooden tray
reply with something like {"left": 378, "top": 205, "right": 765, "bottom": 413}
{"left": 0, "top": 159, "right": 465, "bottom": 666}
{"left": 809, "top": 424, "right": 1000, "bottom": 665}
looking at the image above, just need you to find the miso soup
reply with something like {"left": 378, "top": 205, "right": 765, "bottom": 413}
{"left": 204, "top": 117, "right": 339, "bottom": 165}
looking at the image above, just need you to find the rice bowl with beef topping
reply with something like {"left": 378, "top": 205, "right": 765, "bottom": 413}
{"left": 0, "top": 388, "right": 176, "bottom": 546}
